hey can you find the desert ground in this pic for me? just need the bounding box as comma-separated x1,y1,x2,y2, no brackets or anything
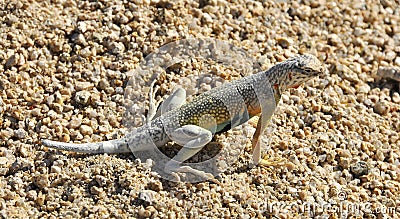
0,0,399,218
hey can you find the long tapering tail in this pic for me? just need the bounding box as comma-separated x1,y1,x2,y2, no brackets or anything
41,139,131,154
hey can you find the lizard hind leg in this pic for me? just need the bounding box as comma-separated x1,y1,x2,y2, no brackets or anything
159,87,186,115
147,80,186,122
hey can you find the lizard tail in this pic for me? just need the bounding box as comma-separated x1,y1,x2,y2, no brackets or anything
41,139,131,154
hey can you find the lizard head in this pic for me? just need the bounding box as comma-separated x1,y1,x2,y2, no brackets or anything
276,54,327,90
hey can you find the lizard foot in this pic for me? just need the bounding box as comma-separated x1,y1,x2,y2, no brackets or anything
258,155,286,170
165,163,215,182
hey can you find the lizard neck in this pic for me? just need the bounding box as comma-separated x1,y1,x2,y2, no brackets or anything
263,64,285,104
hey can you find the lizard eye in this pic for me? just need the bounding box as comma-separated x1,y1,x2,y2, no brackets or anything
303,68,314,74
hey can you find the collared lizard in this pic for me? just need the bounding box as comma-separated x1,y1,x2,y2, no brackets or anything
42,54,326,180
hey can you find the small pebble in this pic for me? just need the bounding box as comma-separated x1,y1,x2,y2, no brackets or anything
373,101,389,115
350,161,369,177
75,91,91,105
50,166,62,173
80,125,93,135
201,13,213,24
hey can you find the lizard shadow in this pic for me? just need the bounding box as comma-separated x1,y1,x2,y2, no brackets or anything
367,77,399,95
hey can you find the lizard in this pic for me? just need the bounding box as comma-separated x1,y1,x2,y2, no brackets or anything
42,54,327,180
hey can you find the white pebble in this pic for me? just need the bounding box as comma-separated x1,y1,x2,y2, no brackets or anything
80,125,93,135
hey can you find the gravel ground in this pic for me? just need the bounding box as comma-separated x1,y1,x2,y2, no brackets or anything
1,0,400,218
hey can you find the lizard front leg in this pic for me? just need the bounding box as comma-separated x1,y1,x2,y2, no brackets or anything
252,114,267,165
166,124,215,181
252,114,284,167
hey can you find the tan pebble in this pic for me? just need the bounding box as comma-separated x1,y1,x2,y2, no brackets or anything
356,84,370,94
138,190,157,204
51,166,62,173
31,108,42,117
312,104,321,112
75,81,94,91
98,78,110,90
298,190,308,200
279,141,289,150
395,57,400,66
138,207,151,218
200,84,212,92
108,42,125,55
337,148,351,158
287,186,297,194
105,87,115,94
114,79,123,87
34,174,49,189
74,33,87,45
280,94,289,103
51,103,63,113
118,14,129,24
318,133,329,142
11,108,24,120
77,21,87,33
373,101,389,115
375,149,385,161
14,128,27,139
61,134,70,142
201,13,213,24
108,115,119,127
18,144,29,157
69,117,82,129
285,162,297,171
38,60,47,68
392,92,400,103
98,125,109,133
0,157,8,165
80,47,92,58
42,117,51,125
146,180,163,192
256,33,266,42
26,190,37,201
90,186,103,195
53,160,64,167
328,34,342,46
46,202,60,211
276,37,294,49
339,157,350,169
285,106,297,116
75,91,91,105
36,192,45,206
380,162,388,171
385,51,397,61
80,125,93,135
304,127,312,136
294,130,305,139
371,180,383,189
